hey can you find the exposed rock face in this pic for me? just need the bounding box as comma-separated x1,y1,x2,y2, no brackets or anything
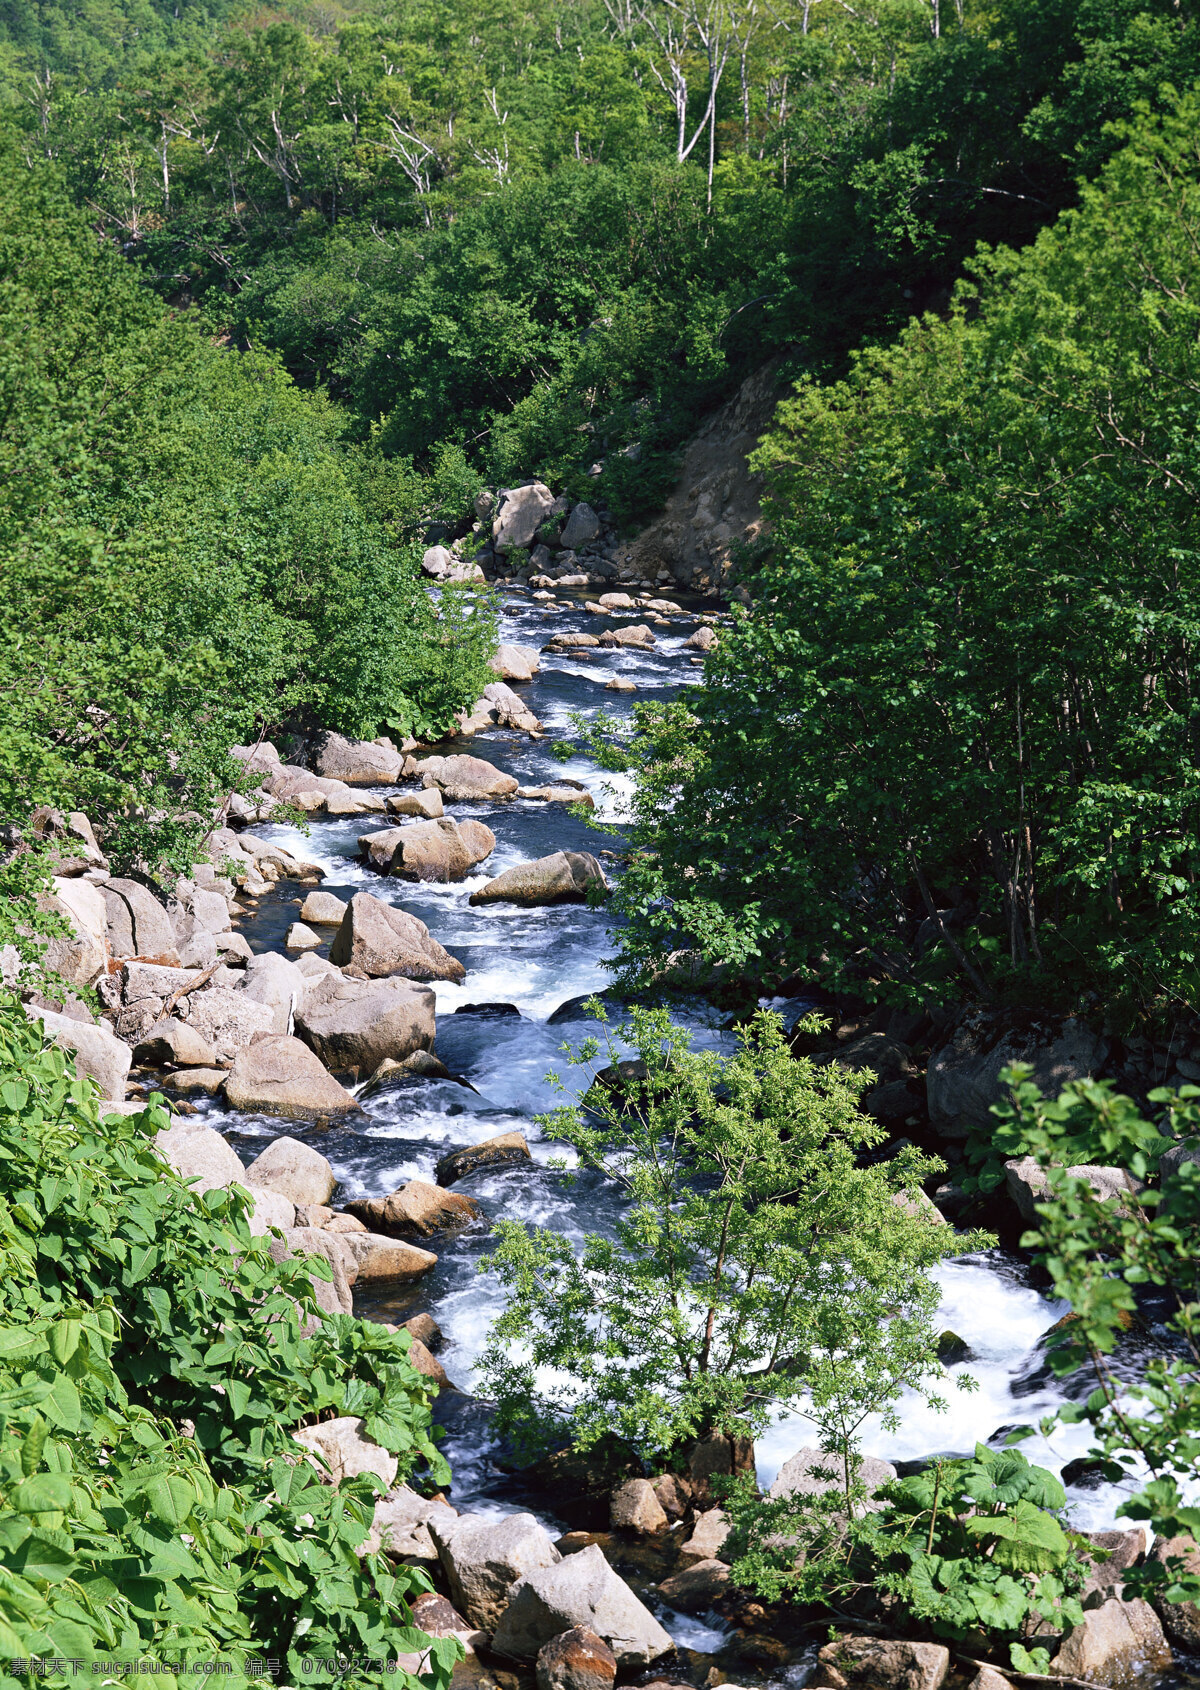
329,891,465,982
429,1511,562,1629
559,503,601,551
490,1542,673,1666
246,1186,296,1236
927,1009,1109,1138
224,1036,362,1122
244,1135,337,1206
1004,1155,1145,1224
470,851,608,907
182,988,275,1060
291,1416,398,1489
294,974,437,1076
609,1480,668,1536
422,544,485,583
494,483,556,552
656,1559,730,1611
25,1005,132,1100
625,359,782,592
812,1636,949,1690
286,922,322,951
417,754,519,802
490,643,541,682
101,878,178,961
687,1431,756,1502
480,680,541,733
1051,1596,1171,1684
769,1447,897,1512
345,1179,482,1239
387,789,444,820
536,1627,616,1690
685,625,717,651
298,891,349,926
313,732,406,786
156,1120,246,1195
436,1131,532,1187
361,819,496,882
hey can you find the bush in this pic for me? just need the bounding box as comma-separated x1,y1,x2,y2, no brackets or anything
0,995,454,1688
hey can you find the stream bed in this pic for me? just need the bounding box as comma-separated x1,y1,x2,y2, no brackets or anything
202,585,1165,1676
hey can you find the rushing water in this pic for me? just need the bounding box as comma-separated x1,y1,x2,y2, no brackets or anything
209,585,1161,1659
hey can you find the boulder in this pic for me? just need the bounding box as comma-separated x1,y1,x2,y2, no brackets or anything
362,819,496,883
404,1313,443,1350
291,1415,398,1490
650,1474,691,1520
422,545,485,584
224,1036,362,1123
294,974,437,1076
270,1226,357,1317
156,1120,247,1194
1149,1534,1200,1648
1004,1155,1145,1225
300,891,350,925
769,1447,897,1513
329,891,465,982
927,1010,1109,1138
518,784,595,809
656,1559,730,1612
489,644,541,682
286,922,322,951
966,1671,1012,1690
560,503,601,550
812,1637,949,1690
1078,1527,1149,1607
417,754,519,802
606,677,637,693
247,1186,296,1236
429,1511,562,1630
687,1431,756,1503
597,594,634,610
436,1132,532,1187
678,1508,730,1568
44,877,108,985
340,1230,438,1283
25,1005,131,1100
489,1542,673,1666
1051,1596,1171,1683
122,960,191,1002
469,851,609,907
165,1067,227,1097
133,1019,221,1069
238,949,308,1034
685,625,717,651
186,885,234,937
406,1336,451,1388
536,1627,616,1690
244,1135,336,1206
182,987,275,1060
366,1485,458,1562
481,680,541,732
494,482,556,551
387,789,445,820
598,626,655,649
609,1480,668,1536
345,1179,482,1239
312,732,406,787
101,878,178,961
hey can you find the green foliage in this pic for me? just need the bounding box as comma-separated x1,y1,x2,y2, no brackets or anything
606,88,1200,1023
0,994,454,1687
478,1004,982,1470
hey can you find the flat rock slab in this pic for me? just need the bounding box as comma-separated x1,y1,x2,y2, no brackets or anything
224,1035,362,1122
436,1131,532,1187
813,1637,949,1690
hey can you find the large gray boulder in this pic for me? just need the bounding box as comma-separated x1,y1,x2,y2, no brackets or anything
489,643,541,682
133,1019,221,1069
1050,1596,1171,1682
224,1036,362,1123
429,1511,562,1630
182,987,275,1060
490,1543,673,1666
366,1486,458,1562
387,789,444,820
927,1010,1109,1138
360,819,495,883
328,891,464,982
156,1120,247,1195
559,502,601,550
677,1507,730,1567
42,877,108,986
299,890,349,926
421,545,485,583
340,1230,438,1283
481,682,541,733
294,974,436,1076
1004,1155,1145,1225
101,878,178,961
417,754,519,802
769,1447,897,1513
25,1005,131,1100
812,1636,949,1690
493,482,555,551
470,852,608,907
292,1415,398,1489
244,1135,336,1205
238,950,309,1034
313,733,405,787
269,1226,357,1317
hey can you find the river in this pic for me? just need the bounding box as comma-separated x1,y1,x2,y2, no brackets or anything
210,584,1152,1670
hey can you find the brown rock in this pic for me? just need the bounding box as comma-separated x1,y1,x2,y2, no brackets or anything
687,1431,755,1503
650,1474,691,1520
404,1313,443,1349
294,974,437,1075
535,1627,617,1690
330,891,465,982
1150,1533,1200,1648
416,754,519,802
598,625,655,649
387,789,444,820
346,1178,483,1239
610,1480,668,1536
813,1636,949,1690
299,891,349,925
360,818,496,882
341,1230,438,1283
656,1559,730,1612
407,1336,452,1388
1051,1596,1171,1683
436,1131,532,1187
678,1508,729,1568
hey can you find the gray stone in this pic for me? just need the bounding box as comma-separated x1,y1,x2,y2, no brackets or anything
246,1186,296,1237
560,503,601,550
417,754,519,802
285,922,322,951
188,885,233,936
345,1180,482,1239
313,732,405,787
429,1511,562,1629
481,681,541,732
927,1010,1109,1138
328,891,465,982
340,1230,438,1283
769,1447,897,1513
678,1508,729,1568
610,1480,668,1536
300,891,349,925
813,1636,949,1690
294,973,437,1076
244,1135,336,1205
469,851,608,908
42,877,108,985
123,961,191,1003
101,878,178,961
133,1019,221,1069
1051,1595,1171,1683
366,1485,458,1561
24,1005,132,1100
387,789,444,820
292,1416,398,1489
490,1542,673,1666
270,1226,357,1317
156,1120,247,1195
494,482,556,551
489,643,541,682
1150,1534,1200,1648
436,1131,531,1187
685,625,717,651
239,950,308,1034
1004,1155,1145,1225
656,1559,730,1612
182,987,274,1059
361,819,495,883
225,1036,362,1122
